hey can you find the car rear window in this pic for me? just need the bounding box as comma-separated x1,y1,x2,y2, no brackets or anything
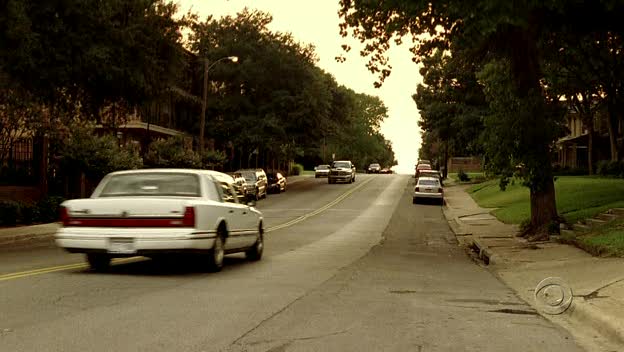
98,173,201,197
317,165,329,170
418,179,440,187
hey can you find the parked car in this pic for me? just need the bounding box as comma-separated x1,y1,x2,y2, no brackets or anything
315,164,330,178
367,163,381,173
380,168,393,174
266,172,287,193
415,163,432,178
417,159,431,166
236,169,268,201
229,172,248,201
55,169,265,272
413,176,444,205
417,169,444,186
329,160,356,184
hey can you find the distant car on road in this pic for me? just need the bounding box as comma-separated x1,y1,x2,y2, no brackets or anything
380,168,393,174
413,176,444,205
415,163,432,178
315,164,330,178
55,169,265,272
266,172,287,193
329,160,356,184
367,163,381,173
236,169,268,201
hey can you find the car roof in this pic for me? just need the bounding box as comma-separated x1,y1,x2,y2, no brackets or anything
107,168,226,177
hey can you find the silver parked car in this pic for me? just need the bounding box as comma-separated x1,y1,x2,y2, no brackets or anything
413,176,444,205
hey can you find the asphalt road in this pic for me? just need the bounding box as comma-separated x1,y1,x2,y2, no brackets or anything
0,174,583,351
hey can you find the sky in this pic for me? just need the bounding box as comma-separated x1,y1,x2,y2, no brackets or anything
177,0,423,174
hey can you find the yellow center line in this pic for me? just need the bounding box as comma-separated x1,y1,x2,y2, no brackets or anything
0,257,144,282
266,177,374,233
0,177,375,282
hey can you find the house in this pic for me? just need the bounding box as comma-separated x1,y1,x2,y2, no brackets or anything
556,110,612,170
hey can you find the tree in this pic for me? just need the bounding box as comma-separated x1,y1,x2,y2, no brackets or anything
338,0,624,238
413,50,486,178
0,0,191,119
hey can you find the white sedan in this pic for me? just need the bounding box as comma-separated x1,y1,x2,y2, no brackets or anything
413,176,444,205
55,169,264,272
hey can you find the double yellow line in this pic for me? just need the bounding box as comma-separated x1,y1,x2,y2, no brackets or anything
0,178,374,282
266,177,374,233
0,258,142,282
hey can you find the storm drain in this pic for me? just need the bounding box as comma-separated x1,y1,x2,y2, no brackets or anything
488,308,539,315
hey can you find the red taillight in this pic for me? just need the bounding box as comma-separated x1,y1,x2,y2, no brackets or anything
60,206,69,226
415,187,419,192
182,206,195,227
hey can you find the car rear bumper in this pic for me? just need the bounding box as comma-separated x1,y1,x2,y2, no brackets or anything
413,192,443,199
315,172,329,177
55,228,217,255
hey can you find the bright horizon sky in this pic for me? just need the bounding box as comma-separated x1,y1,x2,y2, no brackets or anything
177,0,423,174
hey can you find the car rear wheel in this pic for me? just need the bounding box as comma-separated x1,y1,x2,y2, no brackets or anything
86,253,111,272
207,235,225,272
412,197,418,204
246,231,263,261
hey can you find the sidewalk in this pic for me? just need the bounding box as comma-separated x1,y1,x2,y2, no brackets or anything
443,183,624,349
0,223,60,250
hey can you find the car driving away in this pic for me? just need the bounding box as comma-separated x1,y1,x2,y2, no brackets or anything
55,169,265,272
413,176,444,205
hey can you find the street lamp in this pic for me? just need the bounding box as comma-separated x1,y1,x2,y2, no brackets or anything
199,55,239,153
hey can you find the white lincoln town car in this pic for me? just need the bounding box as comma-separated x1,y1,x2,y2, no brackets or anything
55,169,264,272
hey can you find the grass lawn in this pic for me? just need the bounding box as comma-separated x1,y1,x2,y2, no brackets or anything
468,176,624,224
560,219,624,257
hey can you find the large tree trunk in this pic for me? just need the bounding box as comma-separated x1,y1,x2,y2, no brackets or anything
607,100,619,161
509,22,559,238
588,127,594,175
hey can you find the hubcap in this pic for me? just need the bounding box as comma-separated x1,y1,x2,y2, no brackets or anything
215,238,224,265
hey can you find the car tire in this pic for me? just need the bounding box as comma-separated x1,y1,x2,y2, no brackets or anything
255,189,260,201
207,234,225,272
412,197,418,204
245,231,263,261
86,253,111,272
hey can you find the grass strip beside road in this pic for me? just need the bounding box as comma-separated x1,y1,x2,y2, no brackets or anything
467,176,624,225
560,219,624,257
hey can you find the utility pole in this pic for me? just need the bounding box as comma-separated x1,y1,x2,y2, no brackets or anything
199,58,209,153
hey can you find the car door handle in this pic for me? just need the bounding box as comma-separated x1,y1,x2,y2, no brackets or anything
243,211,247,215
229,210,234,213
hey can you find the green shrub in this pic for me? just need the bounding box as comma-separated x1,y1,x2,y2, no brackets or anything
597,160,624,177
458,169,471,182
291,163,304,176
0,201,20,226
145,136,202,169
19,202,39,225
36,196,65,223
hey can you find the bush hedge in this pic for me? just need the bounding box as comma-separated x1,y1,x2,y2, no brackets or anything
0,196,65,227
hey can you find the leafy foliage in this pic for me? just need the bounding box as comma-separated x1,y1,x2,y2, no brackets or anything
144,135,201,169
59,124,143,179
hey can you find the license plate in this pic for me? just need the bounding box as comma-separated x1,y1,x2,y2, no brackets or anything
108,238,136,254
425,188,433,192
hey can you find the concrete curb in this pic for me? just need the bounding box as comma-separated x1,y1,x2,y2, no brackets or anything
0,223,60,250
568,299,624,346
